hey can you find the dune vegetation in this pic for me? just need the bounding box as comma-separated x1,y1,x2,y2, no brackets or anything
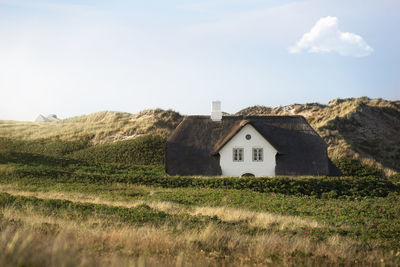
0,109,182,144
0,97,399,265
1,97,398,175
237,97,400,176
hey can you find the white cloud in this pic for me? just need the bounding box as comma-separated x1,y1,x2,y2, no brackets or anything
289,16,373,57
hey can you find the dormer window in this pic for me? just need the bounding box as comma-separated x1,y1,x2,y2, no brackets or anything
252,148,263,162
233,148,244,162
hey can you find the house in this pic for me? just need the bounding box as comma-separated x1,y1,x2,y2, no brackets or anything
34,114,60,122
166,101,341,177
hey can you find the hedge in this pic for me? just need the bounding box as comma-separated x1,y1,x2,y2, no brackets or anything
2,165,398,198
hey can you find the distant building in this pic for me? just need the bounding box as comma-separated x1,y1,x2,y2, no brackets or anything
166,101,341,177
34,114,60,122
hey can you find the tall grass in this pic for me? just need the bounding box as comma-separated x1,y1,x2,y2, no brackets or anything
0,109,182,144
2,193,399,266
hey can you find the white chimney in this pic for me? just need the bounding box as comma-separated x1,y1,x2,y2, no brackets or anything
211,100,222,121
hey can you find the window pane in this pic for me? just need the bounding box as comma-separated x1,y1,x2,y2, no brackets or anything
252,148,263,162
233,148,244,162
233,148,243,162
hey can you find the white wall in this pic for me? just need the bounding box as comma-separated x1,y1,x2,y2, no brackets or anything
219,124,277,177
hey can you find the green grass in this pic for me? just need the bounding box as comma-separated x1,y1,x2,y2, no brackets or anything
1,163,397,198
1,163,400,250
4,181,400,247
68,135,166,166
0,134,166,168
1,175,400,265
0,128,399,265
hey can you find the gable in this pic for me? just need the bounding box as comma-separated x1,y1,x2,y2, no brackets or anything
218,124,278,155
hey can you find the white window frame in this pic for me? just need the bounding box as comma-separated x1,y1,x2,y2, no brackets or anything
252,148,263,162
232,148,244,162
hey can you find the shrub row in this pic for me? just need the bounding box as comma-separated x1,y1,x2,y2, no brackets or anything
2,165,399,198
123,175,399,198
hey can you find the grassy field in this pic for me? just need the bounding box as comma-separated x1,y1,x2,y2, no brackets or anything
1,155,400,266
0,121,399,266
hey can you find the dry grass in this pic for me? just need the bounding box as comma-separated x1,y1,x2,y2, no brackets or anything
0,187,325,231
1,205,390,267
0,109,182,144
1,187,400,266
191,206,322,231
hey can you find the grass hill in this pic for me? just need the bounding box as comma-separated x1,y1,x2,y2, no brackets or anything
1,98,400,266
237,97,400,176
0,109,182,145
0,97,398,175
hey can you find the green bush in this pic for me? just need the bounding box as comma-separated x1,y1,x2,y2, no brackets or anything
0,135,165,168
67,135,165,166
333,158,383,177
2,165,398,198
389,173,400,183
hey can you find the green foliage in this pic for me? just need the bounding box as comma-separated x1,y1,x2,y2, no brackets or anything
0,192,168,226
1,164,398,198
67,135,166,166
0,137,89,157
148,188,400,248
333,158,383,177
0,192,263,234
0,135,165,169
389,173,400,183
2,180,400,249
123,175,398,198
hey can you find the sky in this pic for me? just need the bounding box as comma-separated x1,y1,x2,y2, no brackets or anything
0,0,399,121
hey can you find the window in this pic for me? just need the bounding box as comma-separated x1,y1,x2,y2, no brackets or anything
252,148,263,162
233,148,244,162
245,134,251,140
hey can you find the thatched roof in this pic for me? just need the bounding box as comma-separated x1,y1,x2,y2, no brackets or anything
166,115,342,176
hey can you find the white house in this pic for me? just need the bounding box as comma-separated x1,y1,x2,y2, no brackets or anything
34,114,60,122
165,101,341,177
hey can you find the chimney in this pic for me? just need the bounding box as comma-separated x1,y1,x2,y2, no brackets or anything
211,101,222,121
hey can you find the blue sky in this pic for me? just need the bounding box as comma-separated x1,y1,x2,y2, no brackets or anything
0,0,399,120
